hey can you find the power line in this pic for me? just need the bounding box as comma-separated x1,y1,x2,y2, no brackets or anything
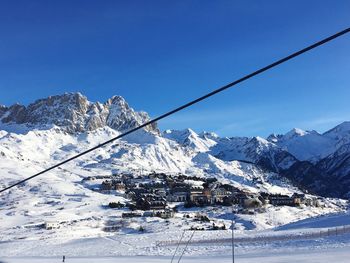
231,218,235,263
170,230,186,263
0,27,349,194
177,230,195,263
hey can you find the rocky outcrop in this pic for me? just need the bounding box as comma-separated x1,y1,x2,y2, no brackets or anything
0,93,159,134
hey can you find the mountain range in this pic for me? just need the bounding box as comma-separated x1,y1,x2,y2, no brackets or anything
0,92,349,198
0,92,158,134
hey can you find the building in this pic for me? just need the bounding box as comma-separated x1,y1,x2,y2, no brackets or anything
45,221,60,230
304,197,320,207
269,194,295,206
122,212,142,218
125,188,150,200
292,193,305,206
167,191,188,202
189,187,211,205
167,186,189,202
211,187,232,203
148,200,167,210
154,209,175,219
135,194,167,210
100,180,126,192
233,193,251,205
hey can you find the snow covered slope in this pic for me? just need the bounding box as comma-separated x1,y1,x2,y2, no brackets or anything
165,123,350,198
267,123,350,164
0,92,348,248
1,125,333,244
269,128,336,162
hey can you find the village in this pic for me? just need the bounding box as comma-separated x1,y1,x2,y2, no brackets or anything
81,172,321,223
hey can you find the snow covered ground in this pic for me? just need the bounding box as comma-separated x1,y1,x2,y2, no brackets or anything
2,239,350,262
1,127,344,243
3,247,350,263
1,211,350,261
0,123,349,262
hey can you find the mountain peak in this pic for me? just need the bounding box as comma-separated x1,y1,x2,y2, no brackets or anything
324,121,350,137
266,133,283,143
284,128,307,139
106,95,127,106
251,136,269,145
199,131,219,139
0,93,158,134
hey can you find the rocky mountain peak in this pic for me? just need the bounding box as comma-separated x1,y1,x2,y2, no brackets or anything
106,95,127,106
266,133,283,143
0,92,159,134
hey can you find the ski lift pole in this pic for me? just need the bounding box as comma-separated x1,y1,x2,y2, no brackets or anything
232,209,235,263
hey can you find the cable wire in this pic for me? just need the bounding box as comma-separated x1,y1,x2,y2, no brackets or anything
177,230,195,263
0,27,349,194
170,230,186,263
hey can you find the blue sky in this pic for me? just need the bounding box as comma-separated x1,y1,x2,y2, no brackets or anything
0,0,349,137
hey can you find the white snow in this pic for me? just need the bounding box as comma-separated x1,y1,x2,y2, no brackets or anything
1,95,350,261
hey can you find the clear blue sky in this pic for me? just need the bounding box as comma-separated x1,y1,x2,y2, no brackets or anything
0,0,349,137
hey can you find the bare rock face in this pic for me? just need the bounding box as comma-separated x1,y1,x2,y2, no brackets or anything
0,105,8,118
0,92,159,134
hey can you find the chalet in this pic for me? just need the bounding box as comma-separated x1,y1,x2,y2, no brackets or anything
135,194,167,210
100,180,126,192
154,209,174,219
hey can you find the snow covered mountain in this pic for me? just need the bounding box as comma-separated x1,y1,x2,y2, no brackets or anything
0,92,349,250
1,92,350,199
0,92,158,134
269,123,350,198
0,93,350,197
165,122,350,198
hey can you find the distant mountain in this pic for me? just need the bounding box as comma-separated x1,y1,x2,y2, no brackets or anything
0,92,349,198
270,122,350,198
165,123,350,198
0,92,158,134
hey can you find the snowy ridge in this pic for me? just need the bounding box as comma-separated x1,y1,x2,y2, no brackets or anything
165,123,350,198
